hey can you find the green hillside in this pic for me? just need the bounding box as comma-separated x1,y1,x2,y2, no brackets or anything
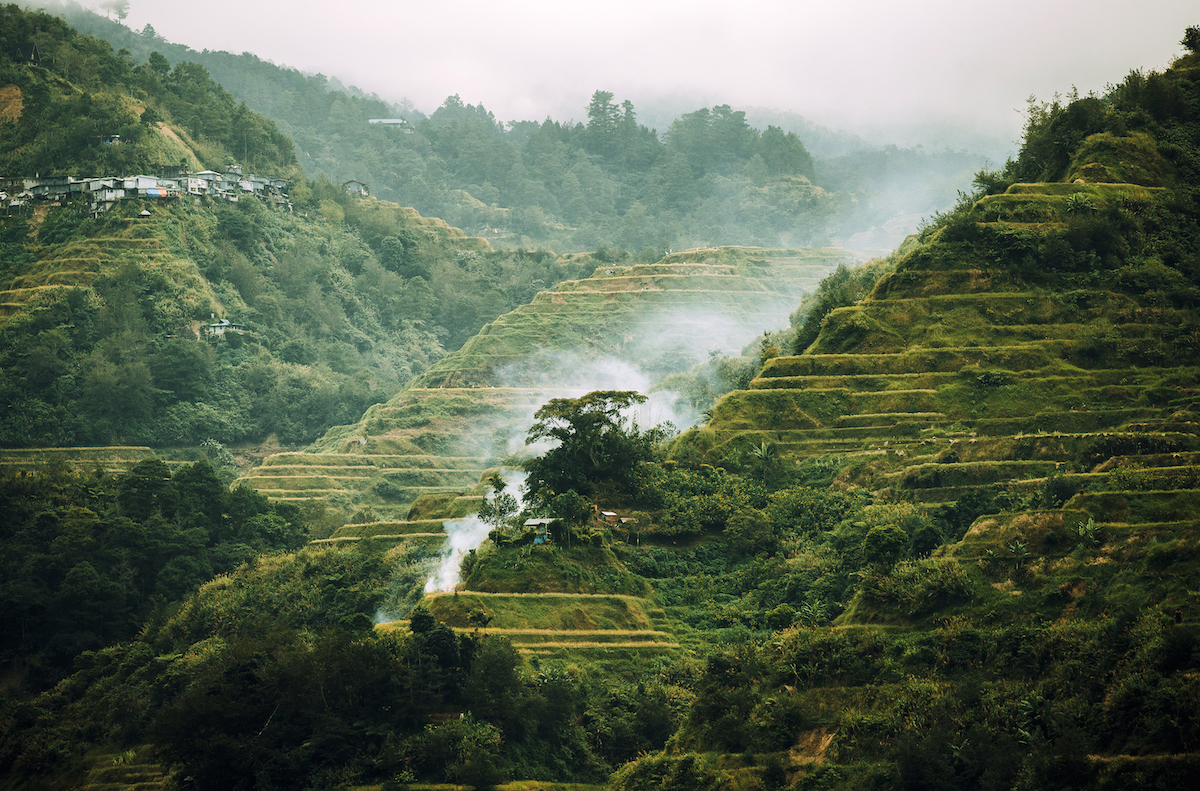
685,181,1198,497
0,6,297,178
0,7,625,455
7,13,1200,791
44,1,988,253
615,32,1200,790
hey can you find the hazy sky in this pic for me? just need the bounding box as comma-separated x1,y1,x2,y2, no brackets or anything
94,0,1197,153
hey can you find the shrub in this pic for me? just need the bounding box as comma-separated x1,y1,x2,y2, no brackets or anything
861,559,972,615
862,524,908,570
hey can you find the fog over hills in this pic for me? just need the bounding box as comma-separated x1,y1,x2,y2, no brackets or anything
59,0,1198,154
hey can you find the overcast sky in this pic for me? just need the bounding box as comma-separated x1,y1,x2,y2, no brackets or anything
90,0,1197,155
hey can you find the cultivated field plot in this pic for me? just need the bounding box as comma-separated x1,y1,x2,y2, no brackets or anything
244,247,859,517
692,237,1200,507
378,591,679,656
0,446,182,474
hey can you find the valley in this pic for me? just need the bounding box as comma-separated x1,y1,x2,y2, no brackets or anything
2,5,1200,790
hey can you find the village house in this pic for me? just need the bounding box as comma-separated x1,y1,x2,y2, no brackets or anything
8,42,41,66
1,165,290,213
343,180,369,197
524,517,554,544
30,175,73,198
367,118,414,134
186,170,222,196
206,318,246,336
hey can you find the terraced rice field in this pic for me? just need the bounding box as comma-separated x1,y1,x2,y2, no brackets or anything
692,185,1199,565
377,591,680,656
75,746,174,791
409,251,849,388
243,248,858,517
309,518,451,551
236,390,545,519
0,222,217,321
0,445,184,473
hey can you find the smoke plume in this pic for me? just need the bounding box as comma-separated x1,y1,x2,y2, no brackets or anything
424,470,526,593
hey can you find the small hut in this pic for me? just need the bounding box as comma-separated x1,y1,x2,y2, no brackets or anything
524,517,554,544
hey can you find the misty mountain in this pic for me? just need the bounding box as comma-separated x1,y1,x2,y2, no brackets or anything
37,1,991,253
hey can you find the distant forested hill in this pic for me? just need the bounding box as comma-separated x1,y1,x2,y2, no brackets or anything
41,1,988,252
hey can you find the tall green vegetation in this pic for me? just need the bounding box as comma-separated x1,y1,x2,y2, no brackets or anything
523,390,671,502
355,88,832,251
49,3,992,253
1,536,685,787
0,5,296,176
0,197,428,446
0,458,308,689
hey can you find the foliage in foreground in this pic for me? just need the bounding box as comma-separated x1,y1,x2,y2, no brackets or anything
0,540,686,789
0,458,306,689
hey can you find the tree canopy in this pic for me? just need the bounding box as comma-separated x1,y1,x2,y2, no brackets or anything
523,390,661,500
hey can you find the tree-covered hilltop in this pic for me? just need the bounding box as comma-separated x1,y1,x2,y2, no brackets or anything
0,4,296,177
43,1,989,253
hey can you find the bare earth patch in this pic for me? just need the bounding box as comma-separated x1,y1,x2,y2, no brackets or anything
790,728,835,766
0,85,22,122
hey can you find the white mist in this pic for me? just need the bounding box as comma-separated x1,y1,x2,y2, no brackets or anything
424,470,526,593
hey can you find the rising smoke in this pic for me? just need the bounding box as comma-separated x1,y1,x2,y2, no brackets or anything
493,351,701,456
420,296,797,593
424,469,527,593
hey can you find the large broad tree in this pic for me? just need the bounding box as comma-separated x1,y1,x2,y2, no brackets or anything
523,390,658,501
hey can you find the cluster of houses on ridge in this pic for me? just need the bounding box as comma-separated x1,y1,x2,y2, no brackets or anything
0,165,291,214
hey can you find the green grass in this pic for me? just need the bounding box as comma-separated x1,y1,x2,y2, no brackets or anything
460,543,651,596
423,592,659,631
331,520,445,538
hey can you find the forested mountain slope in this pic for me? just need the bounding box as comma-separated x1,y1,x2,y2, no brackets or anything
39,1,987,253
0,6,606,450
